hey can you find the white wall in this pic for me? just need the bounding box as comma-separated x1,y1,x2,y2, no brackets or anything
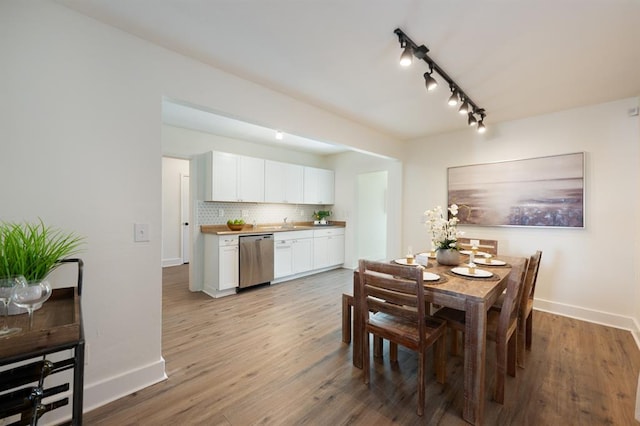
162,157,189,267
1,1,401,418
329,151,403,268
404,98,640,338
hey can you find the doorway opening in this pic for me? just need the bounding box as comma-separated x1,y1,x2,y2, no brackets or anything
356,170,388,261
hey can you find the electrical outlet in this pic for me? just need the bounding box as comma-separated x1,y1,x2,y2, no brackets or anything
218,208,224,217
242,210,249,217
300,210,305,217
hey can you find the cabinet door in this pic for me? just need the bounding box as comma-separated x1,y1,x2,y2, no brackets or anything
238,156,265,202
274,240,293,278
303,167,334,204
292,238,313,273
211,152,238,202
219,245,239,290
316,168,335,205
328,234,345,266
312,236,330,269
265,161,303,204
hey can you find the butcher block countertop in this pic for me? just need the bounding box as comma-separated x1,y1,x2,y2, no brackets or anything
201,221,346,235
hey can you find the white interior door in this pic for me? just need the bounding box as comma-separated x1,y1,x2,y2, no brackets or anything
181,174,190,263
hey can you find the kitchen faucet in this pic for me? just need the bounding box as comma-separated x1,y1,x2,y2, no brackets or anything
283,217,293,229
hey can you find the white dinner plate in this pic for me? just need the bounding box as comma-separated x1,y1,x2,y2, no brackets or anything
417,252,437,259
451,267,493,278
393,258,419,266
460,250,490,257
474,258,506,266
423,272,440,281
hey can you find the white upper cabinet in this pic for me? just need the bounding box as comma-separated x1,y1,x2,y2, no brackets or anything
264,160,304,204
207,151,265,202
303,167,335,205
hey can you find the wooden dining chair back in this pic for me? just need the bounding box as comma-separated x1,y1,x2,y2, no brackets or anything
489,258,527,403
434,258,527,404
519,251,542,361
456,237,499,255
358,259,447,416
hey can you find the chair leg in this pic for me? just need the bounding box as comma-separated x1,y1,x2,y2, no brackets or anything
450,329,459,355
525,311,533,350
507,333,517,377
494,338,506,404
417,351,425,416
390,342,398,362
373,336,383,358
434,336,446,384
342,294,352,344
363,331,371,385
517,315,526,369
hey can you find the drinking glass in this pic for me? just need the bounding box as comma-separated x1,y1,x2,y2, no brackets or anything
0,276,23,335
12,279,52,331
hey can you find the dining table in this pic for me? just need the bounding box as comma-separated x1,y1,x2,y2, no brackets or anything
352,252,526,425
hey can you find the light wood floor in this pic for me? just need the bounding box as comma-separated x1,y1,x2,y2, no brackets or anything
84,265,640,425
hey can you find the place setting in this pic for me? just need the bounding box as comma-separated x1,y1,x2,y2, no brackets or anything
447,262,500,281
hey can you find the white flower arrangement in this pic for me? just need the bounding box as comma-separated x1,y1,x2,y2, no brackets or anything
424,204,460,251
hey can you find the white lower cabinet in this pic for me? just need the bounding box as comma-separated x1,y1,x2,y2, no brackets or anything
203,235,239,297
313,228,345,270
274,231,314,280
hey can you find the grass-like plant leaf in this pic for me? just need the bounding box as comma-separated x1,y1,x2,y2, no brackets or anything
0,219,84,282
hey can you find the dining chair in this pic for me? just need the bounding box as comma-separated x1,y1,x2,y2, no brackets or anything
456,237,499,255
358,259,447,416
434,259,527,404
492,251,542,367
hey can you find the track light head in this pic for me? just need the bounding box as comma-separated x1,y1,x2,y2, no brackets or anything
476,111,486,133
467,112,477,126
424,70,438,91
458,99,469,115
448,88,459,106
399,45,413,67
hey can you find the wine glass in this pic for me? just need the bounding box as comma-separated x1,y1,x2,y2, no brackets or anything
0,276,23,336
11,278,52,331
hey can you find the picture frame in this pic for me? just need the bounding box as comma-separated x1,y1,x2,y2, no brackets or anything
447,152,585,228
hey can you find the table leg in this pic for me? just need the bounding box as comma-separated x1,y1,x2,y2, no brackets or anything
352,273,363,369
463,300,486,425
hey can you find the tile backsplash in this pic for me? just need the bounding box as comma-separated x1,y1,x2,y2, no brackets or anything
197,201,332,226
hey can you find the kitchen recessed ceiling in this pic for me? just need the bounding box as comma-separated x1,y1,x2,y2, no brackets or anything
58,0,640,146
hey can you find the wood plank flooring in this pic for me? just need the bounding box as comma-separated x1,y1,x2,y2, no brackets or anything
84,265,640,425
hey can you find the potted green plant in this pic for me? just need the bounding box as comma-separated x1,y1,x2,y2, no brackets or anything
0,219,84,282
312,210,332,225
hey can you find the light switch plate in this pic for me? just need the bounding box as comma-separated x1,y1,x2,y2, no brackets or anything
470,239,480,247
134,223,150,242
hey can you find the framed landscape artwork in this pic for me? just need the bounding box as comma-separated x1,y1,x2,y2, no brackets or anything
447,152,585,228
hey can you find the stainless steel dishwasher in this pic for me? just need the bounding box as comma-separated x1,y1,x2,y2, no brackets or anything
239,234,274,289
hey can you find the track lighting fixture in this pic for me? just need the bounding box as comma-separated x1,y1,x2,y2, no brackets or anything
467,112,477,127
394,28,487,133
458,99,469,115
424,69,438,91
448,87,459,106
477,112,486,133
400,44,413,67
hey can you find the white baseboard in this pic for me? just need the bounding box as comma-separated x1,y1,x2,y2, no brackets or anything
162,258,183,267
83,357,167,413
535,298,640,350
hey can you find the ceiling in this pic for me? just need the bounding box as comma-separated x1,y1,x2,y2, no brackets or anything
58,0,640,154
